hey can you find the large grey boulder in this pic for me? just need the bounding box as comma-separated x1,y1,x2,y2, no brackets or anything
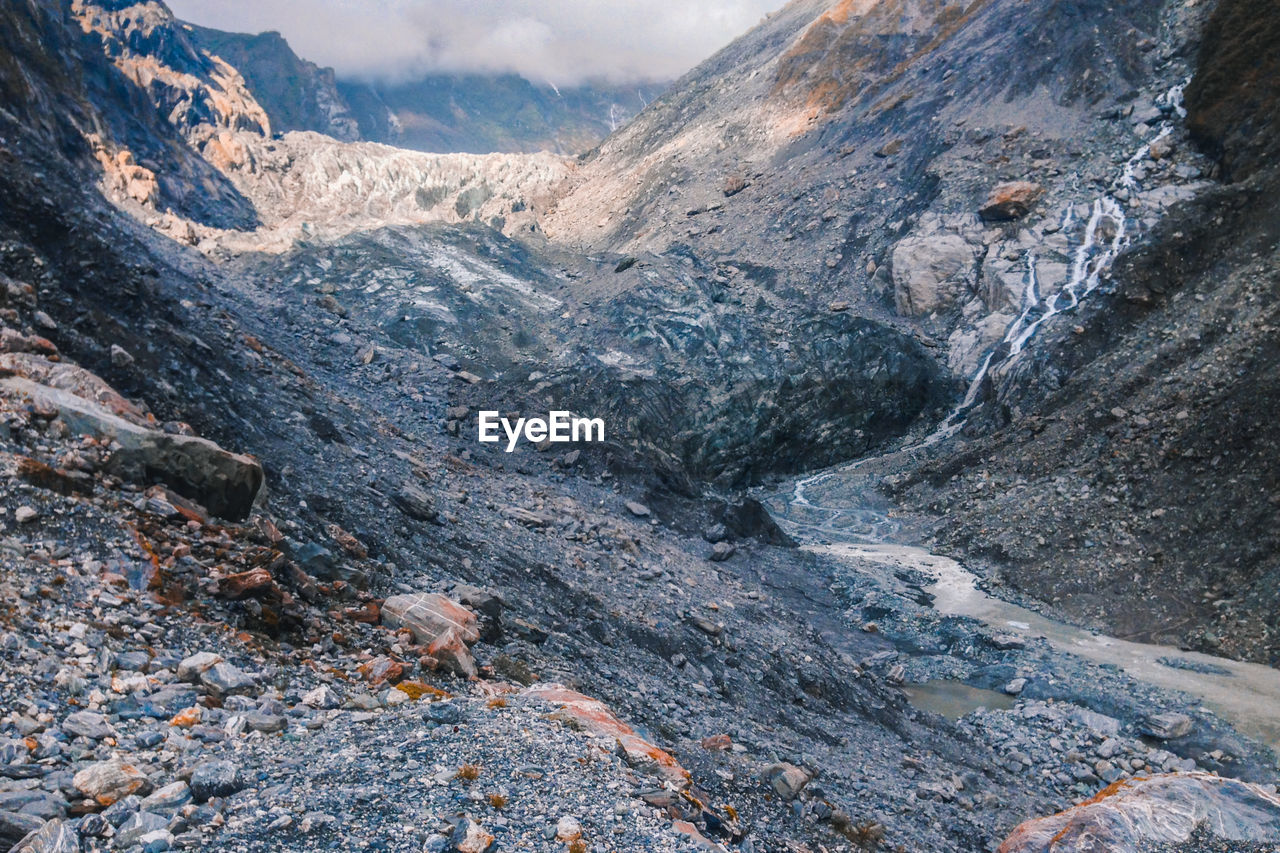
1,376,263,519
892,234,979,316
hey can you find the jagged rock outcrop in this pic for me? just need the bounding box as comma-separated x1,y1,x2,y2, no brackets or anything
71,0,272,140
997,773,1280,853
185,25,360,142
2,374,263,519
0,0,256,228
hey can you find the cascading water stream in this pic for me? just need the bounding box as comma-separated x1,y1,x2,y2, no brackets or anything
775,82,1280,755
791,82,1189,512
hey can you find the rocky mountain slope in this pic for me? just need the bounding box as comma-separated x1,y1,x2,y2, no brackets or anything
1,0,1279,852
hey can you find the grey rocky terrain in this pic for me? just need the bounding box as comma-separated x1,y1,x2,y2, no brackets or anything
0,0,1278,852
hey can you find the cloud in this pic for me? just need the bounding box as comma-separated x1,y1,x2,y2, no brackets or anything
167,0,782,84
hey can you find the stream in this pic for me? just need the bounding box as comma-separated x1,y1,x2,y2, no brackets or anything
766,77,1280,758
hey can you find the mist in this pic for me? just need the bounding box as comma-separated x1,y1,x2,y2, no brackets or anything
167,0,782,84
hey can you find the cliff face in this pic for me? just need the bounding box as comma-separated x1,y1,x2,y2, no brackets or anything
185,25,361,142
0,0,257,228
1183,0,1280,181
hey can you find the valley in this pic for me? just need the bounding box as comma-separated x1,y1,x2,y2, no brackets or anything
0,0,1277,852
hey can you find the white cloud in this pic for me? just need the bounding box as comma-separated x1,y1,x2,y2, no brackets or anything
167,0,782,84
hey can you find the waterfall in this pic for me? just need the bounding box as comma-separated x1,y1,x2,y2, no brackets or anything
792,82,1188,507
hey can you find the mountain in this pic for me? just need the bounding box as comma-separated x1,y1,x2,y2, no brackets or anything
183,24,361,142
182,21,664,156
337,73,665,156
1,1,1279,852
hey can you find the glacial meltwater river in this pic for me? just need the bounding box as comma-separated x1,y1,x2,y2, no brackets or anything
764,74,1278,758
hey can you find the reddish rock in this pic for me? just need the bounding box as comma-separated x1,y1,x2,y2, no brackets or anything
998,772,1280,852
216,568,277,601
979,181,1044,220
357,656,408,685
522,683,691,787
427,627,477,679
672,819,727,852
0,328,57,356
326,522,368,558
342,601,381,624
700,733,732,752
169,706,202,728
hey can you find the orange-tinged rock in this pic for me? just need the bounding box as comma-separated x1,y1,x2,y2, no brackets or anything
427,627,477,679
394,681,452,701
700,734,732,752
342,601,381,624
979,181,1044,220
382,593,480,645
216,567,276,601
997,772,1280,852
357,656,407,686
170,706,202,728
673,819,727,852
523,683,691,787
0,329,57,357
73,759,151,805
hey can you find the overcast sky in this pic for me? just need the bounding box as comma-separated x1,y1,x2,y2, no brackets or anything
168,0,782,85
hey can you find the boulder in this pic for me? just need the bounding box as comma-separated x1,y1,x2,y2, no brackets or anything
382,593,480,646
199,662,258,697
176,652,223,683
997,772,1280,852
1142,712,1194,740
73,760,151,805
0,376,262,519
0,354,148,423
10,818,79,853
189,760,243,802
762,762,811,800
892,234,978,316
393,484,437,521
979,181,1044,221
0,812,45,846
427,627,477,679
61,711,114,740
